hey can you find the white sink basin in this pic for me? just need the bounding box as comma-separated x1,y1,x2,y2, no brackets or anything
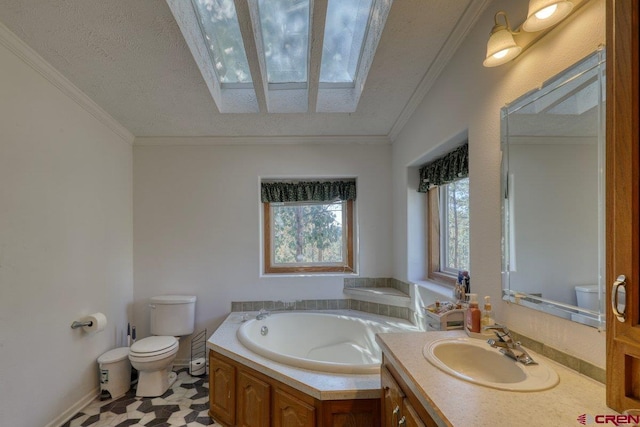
423,337,559,391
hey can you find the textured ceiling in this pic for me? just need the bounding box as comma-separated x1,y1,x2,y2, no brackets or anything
0,0,485,139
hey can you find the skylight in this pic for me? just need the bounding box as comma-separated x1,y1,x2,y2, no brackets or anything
192,0,252,86
167,0,393,113
256,0,310,86
320,0,374,86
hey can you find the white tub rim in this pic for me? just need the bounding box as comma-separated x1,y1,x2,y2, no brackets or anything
236,311,411,374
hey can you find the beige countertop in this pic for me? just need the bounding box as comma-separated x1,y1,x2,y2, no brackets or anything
376,330,616,427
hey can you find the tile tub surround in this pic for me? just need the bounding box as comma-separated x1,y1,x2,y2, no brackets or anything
231,297,414,323
208,310,418,400
344,277,411,295
62,369,216,427
377,331,615,427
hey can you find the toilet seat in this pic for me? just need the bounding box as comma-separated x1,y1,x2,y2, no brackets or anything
129,336,178,362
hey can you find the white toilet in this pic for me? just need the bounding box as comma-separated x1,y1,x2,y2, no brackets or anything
129,295,196,397
575,285,601,312
572,285,603,327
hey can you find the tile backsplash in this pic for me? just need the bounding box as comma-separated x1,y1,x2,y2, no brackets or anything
232,277,415,322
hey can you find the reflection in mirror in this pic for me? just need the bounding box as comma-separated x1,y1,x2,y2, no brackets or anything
501,49,605,329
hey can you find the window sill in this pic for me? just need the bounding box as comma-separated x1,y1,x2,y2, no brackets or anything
414,279,455,301
343,286,411,308
427,271,457,287
260,271,358,278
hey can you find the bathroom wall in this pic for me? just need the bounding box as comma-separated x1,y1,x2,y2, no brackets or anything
0,32,134,427
392,0,606,367
133,141,392,360
508,141,599,305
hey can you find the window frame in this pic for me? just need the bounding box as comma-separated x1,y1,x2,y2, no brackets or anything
427,178,470,286
263,199,354,274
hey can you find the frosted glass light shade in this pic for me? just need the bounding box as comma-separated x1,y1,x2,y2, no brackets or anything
522,0,574,32
483,28,522,67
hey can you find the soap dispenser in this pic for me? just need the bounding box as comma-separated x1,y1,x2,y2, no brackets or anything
481,296,495,327
465,293,481,333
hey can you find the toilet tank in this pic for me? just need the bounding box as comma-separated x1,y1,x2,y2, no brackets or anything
575,285,600,311
150,295,196,336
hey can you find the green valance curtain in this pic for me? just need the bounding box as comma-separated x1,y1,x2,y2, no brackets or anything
261,180,357,203
418,143,469,193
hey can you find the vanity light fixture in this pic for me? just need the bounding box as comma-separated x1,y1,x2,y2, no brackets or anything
483,12,522,68
522,0,574,32
483,0,576,67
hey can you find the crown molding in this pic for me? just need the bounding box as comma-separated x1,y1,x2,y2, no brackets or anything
134,135,391,146
0,22,134,145
388,0,492,142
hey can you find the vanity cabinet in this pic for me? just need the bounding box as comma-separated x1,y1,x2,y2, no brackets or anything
237,370,271,426
399,400,425,427
606,0,640,413
209,349,380,427
381,357,434,427
272,388,315,427
210,354,236,425
382,367,404,427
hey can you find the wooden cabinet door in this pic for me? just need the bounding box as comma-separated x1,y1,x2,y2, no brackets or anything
272,388,315,427
398,400,426,427
209,352,236,426
321,399,381,427
237,370,271,427
381,367,404,427
606,0,640,413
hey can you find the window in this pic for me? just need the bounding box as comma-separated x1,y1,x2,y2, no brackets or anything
439,178,470,275
319,0,374,86
419,143,469,286
256,0,310,86
427,179,470,285
191,0,252,87
261,180,356,274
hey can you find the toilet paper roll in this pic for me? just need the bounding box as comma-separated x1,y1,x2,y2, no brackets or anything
189,357,206,376
81,312,107,333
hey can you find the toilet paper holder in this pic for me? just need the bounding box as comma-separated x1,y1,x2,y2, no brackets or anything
71,320,93,329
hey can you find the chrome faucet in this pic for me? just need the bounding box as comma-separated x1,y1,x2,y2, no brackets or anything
256,308,270,320
485,324,537,365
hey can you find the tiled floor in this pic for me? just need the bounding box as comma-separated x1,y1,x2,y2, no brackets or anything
62,369,220,427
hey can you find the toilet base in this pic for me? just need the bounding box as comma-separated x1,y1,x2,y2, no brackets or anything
135,368,177,397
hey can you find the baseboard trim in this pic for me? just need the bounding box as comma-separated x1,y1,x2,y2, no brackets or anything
46,387,100,427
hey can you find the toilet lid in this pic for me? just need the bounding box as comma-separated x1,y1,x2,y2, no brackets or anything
130,336,178,357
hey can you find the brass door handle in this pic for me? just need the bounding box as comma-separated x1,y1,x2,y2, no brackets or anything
612,275,627,322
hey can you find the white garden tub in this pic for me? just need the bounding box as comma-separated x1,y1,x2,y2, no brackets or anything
236,311,408,374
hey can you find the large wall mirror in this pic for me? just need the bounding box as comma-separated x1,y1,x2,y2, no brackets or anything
501,49,606,329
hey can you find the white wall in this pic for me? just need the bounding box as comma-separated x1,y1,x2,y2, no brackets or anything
133,142,392,360
509,142,599,305
0,38,133,426
392,0,606,367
